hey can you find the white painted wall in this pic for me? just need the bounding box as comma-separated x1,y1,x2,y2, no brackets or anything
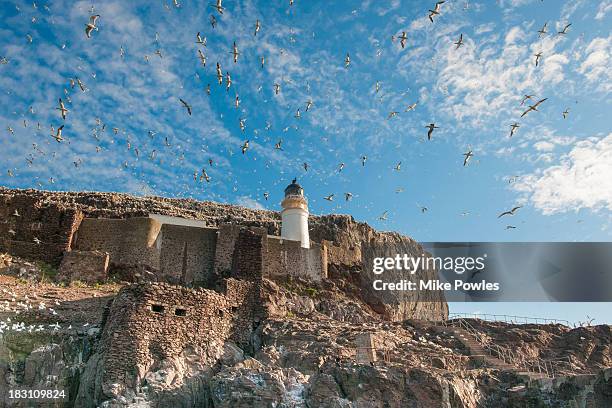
281,208,310,248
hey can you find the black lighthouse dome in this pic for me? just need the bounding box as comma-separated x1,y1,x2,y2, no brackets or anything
284,178,304,196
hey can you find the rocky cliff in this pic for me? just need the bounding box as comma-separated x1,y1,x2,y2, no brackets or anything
1,188,611,407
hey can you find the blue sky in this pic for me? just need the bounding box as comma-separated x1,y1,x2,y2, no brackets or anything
1,1,611,322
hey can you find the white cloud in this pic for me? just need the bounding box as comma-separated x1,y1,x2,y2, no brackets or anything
513,134,612,214
595,0,612,20
577,35,612,93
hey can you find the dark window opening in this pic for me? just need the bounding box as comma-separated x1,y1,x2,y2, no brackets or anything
175,308,187,317
151,304,164,313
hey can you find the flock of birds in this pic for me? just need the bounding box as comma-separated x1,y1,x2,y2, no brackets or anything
1,0,581,233
0,287,91,334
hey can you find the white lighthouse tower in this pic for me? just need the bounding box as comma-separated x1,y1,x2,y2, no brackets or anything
281,178,310,248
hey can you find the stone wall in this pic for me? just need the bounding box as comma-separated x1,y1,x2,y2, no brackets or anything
74,217,162,273
158,224,217,286
0,193,82,265
91,280,262,400
58,250,109,283
265,236,327,281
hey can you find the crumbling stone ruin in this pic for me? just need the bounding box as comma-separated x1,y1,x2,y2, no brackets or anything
8,187,609,407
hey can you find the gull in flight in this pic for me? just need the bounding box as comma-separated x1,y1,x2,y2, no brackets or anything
275,140,283,150
378,211,388,221
324,194,334,201
394,162,401,171
306,100,313,111
558,23,571,35
562,108,569,119
405,102,417,112
509,122,520,137
85,15,100,38
345,53,351,68
425,123,439,140
274,83,280,94
534,51,542,66
254,20,261,36
51,125,64,142
537,22,548,37
521,98,547,117
344,192,353,201
241,140,249,154
210,15,217,28
198,49,206,66
196,32,207,46
428,1,445,22
398,31,407,48
454,33,464,49
216,62,223,84
264,192,269,200
463,149,473,166
211,0,224,14
497,206,522,218
361,155,367,166
388,111,399,119
179,98,192,115
57,98,68,120
231,41,239,63
520,94,534,106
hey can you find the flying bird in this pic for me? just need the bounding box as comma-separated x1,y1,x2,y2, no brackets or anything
498,206,522,218
211,0,224,14
558,23,571,35
51,125,64,142
254,20,261,36
534,52,542,66
398,31,408,48
216,62,223,84
57,98,68,120
305,100,313,111
520,94,534,106
324,194,334,201
179,98,192,115
562,108,569,119
454,33,464,49
85,15,100,38
521,98,547,117
509,123,520,137
344,192,353,201
196,32,207,46
344,53,351,68
463,149,473,166
425,123,439,140
231,41,239,63
428,1,445,22
405,102,417,112
241,140,249,154
198,49,206,66
378,211,388,221
537,22,548,37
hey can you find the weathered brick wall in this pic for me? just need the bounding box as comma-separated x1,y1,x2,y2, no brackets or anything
229,228,267,281
96,280,262,397
265,236,326,281
58,250,109,283
158,224,217,286
213,224,241,278
0,193,82,265
74,217,162,272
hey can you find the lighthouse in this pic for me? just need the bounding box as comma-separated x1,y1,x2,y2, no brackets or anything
281,178,310,248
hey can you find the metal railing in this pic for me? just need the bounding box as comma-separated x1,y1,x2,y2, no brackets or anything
444,317,571,378
448,312,571,327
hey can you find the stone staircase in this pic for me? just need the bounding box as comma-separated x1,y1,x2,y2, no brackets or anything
439,319,561,380
449,326,516,371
